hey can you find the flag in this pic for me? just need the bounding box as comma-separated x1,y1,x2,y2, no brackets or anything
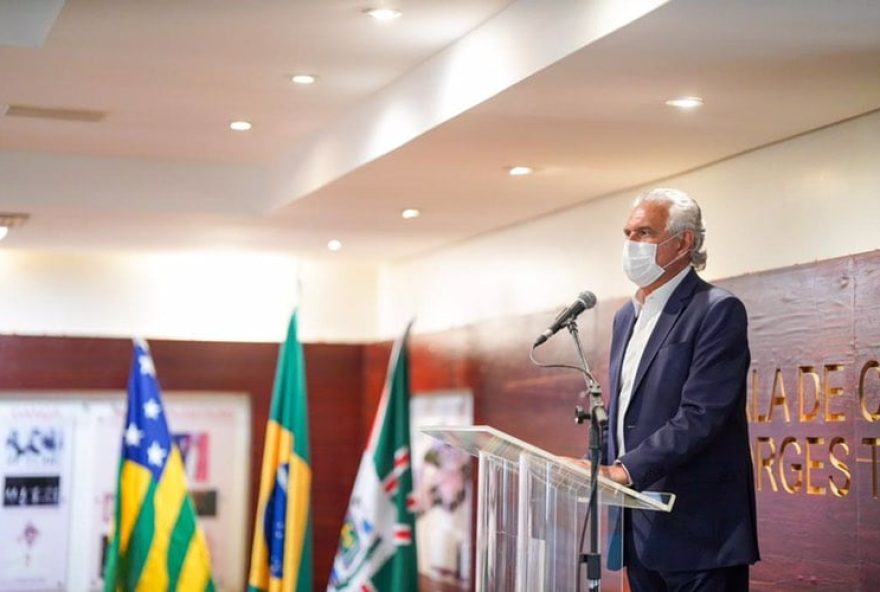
103,340,214,592
248,311,313,592
328,322,418,591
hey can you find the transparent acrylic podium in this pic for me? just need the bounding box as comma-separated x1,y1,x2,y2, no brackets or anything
422,426,675,592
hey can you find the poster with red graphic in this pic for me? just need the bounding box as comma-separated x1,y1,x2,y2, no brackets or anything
86,395,249,592
410,391,474,591
0,394,249,592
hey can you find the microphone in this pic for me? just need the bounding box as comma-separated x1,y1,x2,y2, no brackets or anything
533,291,597,347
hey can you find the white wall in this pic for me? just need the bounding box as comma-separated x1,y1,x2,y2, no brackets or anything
379,110,880,337
297,259,380,342
0,249,378,343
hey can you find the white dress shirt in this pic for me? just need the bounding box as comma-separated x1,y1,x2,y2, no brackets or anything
615,266,691,456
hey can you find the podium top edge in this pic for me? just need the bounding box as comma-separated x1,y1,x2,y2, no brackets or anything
419,425,675,513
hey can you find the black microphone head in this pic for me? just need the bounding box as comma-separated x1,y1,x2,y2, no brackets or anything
577,291,598,310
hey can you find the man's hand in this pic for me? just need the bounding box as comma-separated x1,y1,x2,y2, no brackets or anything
600,463,631,486
561,458,632,486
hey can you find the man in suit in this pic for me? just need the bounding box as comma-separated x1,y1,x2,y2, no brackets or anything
599,188,760,591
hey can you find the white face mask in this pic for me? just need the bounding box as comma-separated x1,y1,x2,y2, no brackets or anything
622,233,683,287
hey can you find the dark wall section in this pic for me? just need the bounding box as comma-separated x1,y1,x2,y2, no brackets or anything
305,343,365,585
723,251,880,590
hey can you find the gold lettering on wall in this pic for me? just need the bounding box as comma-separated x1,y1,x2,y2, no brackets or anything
823,364,846,423
749,360,878,501
756,437,777,492
752,435,863,498
828,437,851,498
859,360,880,422
779,436,803,494
798,365,821,422
806,436,826,496
768,369,791,423
864,438,880,500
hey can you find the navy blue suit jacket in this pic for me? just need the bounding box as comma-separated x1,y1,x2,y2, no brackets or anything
605,269,760,571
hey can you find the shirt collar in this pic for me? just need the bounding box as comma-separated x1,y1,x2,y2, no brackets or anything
631,265,692,316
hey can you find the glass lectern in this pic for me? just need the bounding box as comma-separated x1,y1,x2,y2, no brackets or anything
422,426,675,592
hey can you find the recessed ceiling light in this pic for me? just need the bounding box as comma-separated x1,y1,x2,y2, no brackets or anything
665,96,704,109
401,208,421,220
508,166,533,176
0,213,28,241
291,74,317,85
327,239,342,252
364,7,402,22
229,120,252,131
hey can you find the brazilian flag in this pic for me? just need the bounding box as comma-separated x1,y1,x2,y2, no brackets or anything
103,339,214,591
248,311,313,592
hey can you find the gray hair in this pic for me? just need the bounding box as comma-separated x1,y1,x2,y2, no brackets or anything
633,187,707,271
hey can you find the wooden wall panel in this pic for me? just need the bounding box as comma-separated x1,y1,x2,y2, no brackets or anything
302,344,365,588
724,258,861,590
0,335,364,591
853,252,880,591
362,340,393,441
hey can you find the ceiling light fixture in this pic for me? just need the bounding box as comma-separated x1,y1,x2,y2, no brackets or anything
364,7,402,22
508,166,533,176
327,239,343,252
401,208,421,220
665,96,704,109
229,120,252,131
0,213,30,242
291,74,317,85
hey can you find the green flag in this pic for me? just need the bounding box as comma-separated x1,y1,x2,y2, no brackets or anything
328,322,418,591
247,311,313,592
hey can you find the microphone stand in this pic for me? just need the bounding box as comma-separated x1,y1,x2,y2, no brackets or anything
565,319,607,592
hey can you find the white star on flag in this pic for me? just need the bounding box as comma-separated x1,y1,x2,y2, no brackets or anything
124,423,143,447
138,354,156,377
146,441,167,467
143,399,162,420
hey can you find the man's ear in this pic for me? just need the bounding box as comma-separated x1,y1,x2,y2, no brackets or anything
680,230,695,255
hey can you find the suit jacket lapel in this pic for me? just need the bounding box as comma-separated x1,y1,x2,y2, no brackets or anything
630,269,701,398
609,304,636,400
607,302,636,459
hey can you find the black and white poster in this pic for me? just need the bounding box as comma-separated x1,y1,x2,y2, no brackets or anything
0,394,250,592
0,407,75,592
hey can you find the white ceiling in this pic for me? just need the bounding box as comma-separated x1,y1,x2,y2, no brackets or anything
1,0,879,259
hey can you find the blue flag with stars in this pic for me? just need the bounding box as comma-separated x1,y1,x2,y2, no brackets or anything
103,339,215,591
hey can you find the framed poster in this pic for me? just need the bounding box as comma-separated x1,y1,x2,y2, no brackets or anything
0,404,76,592
0,393,250,592
84,394,251,592
410,390,474,590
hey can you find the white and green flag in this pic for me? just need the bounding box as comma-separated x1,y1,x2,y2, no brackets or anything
327,324,418,591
